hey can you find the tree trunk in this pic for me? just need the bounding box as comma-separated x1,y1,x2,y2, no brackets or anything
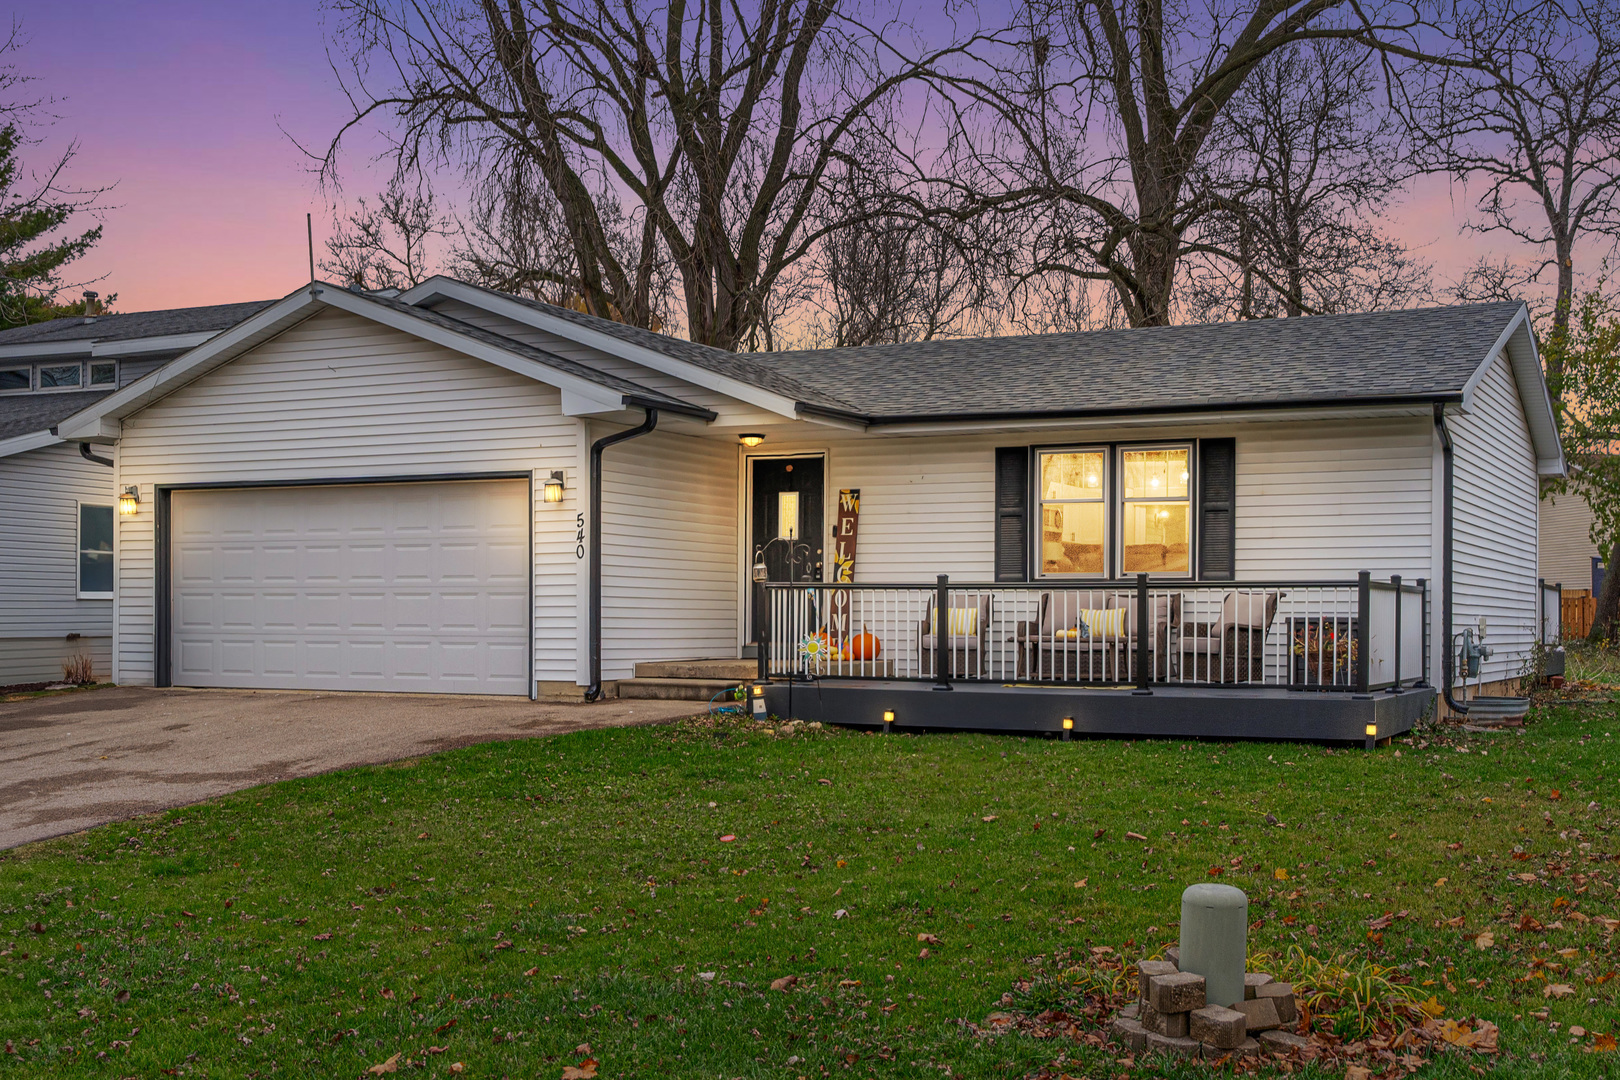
1588,544,1620,644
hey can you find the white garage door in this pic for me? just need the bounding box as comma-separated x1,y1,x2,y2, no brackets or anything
171,479,530,694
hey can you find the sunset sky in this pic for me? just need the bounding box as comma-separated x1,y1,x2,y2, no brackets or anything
16,2,1542,317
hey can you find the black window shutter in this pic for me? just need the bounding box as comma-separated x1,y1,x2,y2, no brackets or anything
995,447,1029,581
1198,438,1236,580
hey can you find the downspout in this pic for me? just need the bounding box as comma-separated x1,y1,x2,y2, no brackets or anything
1433,404,1468,716
79,443,114,468
584,408,659,702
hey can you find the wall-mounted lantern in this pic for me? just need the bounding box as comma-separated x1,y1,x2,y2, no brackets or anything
118,485,141,515
542,471,565,504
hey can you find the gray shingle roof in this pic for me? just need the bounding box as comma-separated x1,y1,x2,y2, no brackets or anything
759,302,1527,420
0,300,276,347
481,289,862,413
0,390,114,442
472,285,1521,422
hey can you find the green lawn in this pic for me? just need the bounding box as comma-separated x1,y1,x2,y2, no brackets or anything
1,700,1616,1079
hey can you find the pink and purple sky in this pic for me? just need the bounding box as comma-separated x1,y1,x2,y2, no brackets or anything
17,2,1535,316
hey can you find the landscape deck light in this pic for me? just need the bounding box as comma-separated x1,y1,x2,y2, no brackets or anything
739,433,765,447
752,684,767,718
1365,722,1378,751
1061,716,1074,741
882,709,895,731
542,471,565,503
118,485,140,515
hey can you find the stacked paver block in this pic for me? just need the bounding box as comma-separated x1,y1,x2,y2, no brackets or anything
1109,955,1301,1059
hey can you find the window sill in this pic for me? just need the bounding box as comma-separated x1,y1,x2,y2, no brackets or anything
77,592,115,601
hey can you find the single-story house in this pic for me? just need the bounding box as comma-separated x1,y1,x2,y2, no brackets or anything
0,299,273,684
53,279,1564,738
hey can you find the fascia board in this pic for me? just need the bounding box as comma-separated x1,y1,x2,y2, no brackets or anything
91,332,217,356
858,402,1438,438
404,277,800,418
0,429,62,460
56,289,323,440
0,340,91,359
561,388,630,416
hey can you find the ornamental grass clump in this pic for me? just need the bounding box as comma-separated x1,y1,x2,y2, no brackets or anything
1252,945,1427,1039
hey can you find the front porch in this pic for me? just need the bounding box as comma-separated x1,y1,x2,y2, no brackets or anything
755,574,1436,743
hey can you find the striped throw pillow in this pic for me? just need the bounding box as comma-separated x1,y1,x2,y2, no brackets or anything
931,607,980,637
1081,608,1125,638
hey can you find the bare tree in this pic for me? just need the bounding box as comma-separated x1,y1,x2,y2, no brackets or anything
1184,37,1431,320
321,182,450,291
1405,0,1620,382
926,0,1426,328
318,0,981,351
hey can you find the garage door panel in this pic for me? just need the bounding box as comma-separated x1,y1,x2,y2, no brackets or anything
171,480,530,695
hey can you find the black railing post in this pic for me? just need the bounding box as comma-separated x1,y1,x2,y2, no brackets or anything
1416,578,1429,687
755,580,768,681
934,574,952,690
1388,575,1402,691
1135,573,1151,693
1355,571,1371,694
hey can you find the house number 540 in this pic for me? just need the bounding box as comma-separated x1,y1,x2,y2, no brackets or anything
575,513,586,560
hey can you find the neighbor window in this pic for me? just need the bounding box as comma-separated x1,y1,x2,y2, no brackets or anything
0,367,27,391
89,361,117,385
78,503,114,597
39,363,82,389
1039,449,1107,575
1120,446,1191,575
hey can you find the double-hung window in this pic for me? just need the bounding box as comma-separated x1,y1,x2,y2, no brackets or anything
0,366,29,391
1120,446,1191,575
90,361,117,386
1038,449,1107,576
78,502,115,598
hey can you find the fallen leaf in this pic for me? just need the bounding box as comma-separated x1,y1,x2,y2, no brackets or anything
1544,983,1575,999
1435,877,1448,887
1073,879,1088,888
770,975,798,992
560,1058,598,1079
919,947,930,959
367,1053,401,1075
313,933,333,942
1474,932,1494,950
1591,1033,1617,1052
1366,913,1394,931
833,909,848,919
417,832,429,839
1346,1066,1372,1080
1274,868,1289,880
838,979,861,988
917,933,941,946
1125,832,1148,841
982,815,997,822
719,835,736,843
1418,996,1445,1018
524,967,539,977
449,1065,465,1076
1571,1026,1588,1038
817,779,831,785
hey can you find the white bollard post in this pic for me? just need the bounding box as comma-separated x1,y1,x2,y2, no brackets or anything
1179,882,1247,1009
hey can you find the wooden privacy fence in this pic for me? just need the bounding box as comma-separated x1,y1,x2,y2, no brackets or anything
1564,589,1596,638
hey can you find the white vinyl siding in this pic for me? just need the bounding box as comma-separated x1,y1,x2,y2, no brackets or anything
599,425,738,677
0,441,116,682
113,309,580,688
1449,349,1541,684
1234,417,1435,579
1540,491,1598,592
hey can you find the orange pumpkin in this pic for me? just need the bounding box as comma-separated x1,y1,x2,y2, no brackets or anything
842,629,882,661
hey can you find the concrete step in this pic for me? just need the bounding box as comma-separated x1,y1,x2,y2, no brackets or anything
616,677,746,702
633,658,757,680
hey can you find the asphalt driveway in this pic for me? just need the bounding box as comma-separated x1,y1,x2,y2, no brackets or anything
0,686,699,850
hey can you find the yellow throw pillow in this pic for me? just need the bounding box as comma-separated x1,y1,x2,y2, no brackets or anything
1081,608,1125,638
931,607,979,636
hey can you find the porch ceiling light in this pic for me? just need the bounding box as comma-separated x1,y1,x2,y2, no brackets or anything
542,470,565,503
739,433,765,447
118,485,140,515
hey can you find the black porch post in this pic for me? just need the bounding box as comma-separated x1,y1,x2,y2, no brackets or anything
755,580,767,682
934,574,951,690
1389,575,1402,691
1134,573,1151,693
1416,578,1429,687
1355,570,1371,694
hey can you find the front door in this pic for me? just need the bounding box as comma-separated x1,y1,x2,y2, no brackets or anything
750,457,825,639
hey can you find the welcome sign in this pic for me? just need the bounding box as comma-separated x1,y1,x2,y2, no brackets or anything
829,489,860,641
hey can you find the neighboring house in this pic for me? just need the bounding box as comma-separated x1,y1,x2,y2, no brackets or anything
54,280,1562,739
1540,489,1602,594
0,299,273,684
